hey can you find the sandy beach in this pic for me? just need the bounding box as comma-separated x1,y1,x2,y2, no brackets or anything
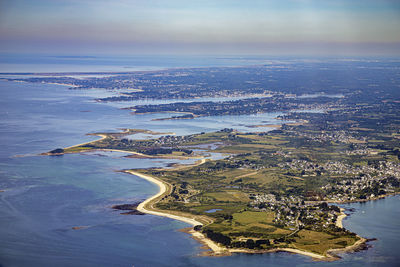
189,229,229,255
42,135,371,261
126,171,203,226
336,208,347,228
124,170,366,260
64,134,108,150
47,134,372,261
276,248,326,260
126,170,230,255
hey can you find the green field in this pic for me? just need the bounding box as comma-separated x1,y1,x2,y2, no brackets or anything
53,104,400,256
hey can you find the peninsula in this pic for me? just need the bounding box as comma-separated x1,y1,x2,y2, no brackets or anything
27,63,399,260
43,97,400,259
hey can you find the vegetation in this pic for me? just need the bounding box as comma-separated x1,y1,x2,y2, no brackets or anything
48,98,400,255
131,101,398,254
38,63,400,256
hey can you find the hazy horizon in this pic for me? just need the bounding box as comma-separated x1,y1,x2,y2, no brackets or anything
1,0,400,56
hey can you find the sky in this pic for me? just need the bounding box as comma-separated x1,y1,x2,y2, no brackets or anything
0,0,400,56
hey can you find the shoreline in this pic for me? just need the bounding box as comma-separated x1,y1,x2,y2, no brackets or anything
125,170,203,226
41,132,202,160
327,192,400,205
39,133,377,261
64,133,108,150
45,146,201,160
98,148,203,160
326,236,367,259
124,170,231,255
124,170,368,261
336,208,347,228
39,135,377,261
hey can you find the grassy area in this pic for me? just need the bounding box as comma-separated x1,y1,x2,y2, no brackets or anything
63,146,92,153
291,229,359,255
138,120,398,253
204,210,292,242
233,211,275,225
203,191,249,202
49,103,400,256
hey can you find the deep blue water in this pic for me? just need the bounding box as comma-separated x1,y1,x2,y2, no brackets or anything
0,59,399,267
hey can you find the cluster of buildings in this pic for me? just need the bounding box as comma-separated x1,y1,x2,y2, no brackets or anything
290,129,366,144
250,193,340,230
150,135,193,146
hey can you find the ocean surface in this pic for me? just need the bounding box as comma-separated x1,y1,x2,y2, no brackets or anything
0,54,304,73
0,56,399,267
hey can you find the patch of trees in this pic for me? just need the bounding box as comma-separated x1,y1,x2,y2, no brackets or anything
193,225,202,231
156,201,190,212
137,148,193,155
210,213,233,221
230,239,270,249
49,148,64,154
171,114,194,119
330,205,340,213
383,176,399,187
203,229,231,246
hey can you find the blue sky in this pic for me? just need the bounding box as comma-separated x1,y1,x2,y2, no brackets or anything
0,0,399,55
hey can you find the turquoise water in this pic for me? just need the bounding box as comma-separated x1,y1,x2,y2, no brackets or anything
0,68,399,266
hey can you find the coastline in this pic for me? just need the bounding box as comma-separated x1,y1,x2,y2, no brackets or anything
124,170,368,261
125,170,232,255
41,132,202,160
326,236,367,259
97,148,202,160
64,133,108,149
125,170,203,226
336,208,347,228
326,192,400,205
39,134,375,261
39,133,108,156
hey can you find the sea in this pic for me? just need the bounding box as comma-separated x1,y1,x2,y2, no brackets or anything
0,55,399,267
